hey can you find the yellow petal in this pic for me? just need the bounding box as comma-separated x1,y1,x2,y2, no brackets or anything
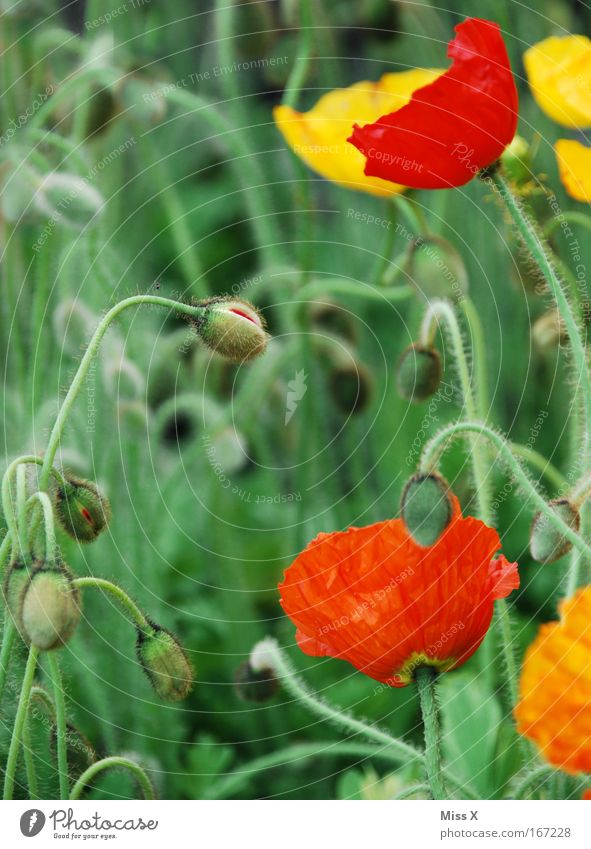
524,35,591,129
555,139,591,202
273,69,442,197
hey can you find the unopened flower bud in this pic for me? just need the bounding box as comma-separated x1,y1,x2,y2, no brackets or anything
136,623,192,701
530,498,580,564
21,562,81,650
500,135,532,186
406,235,469,300
396,343,441,403
401,473,454,547
194,298,268,363
309,300,357,345
50,722,96,779
329,362,373,415
532,309,567,351
54,475,111,543
234,660,278,703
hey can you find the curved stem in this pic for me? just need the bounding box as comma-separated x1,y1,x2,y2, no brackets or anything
510,443,567,492
392,782,430,800
73,577,150,631
26,491,57,561
22,707,39,800
513,765,555,800
421,420,591,559
420,298,491,524
3,646,39,800
28,66,121,131
0,618,17,704
207,741,409,800
543,211,591,239
70,756,155,800
297,279,414,304
490,172,591,457
38,295,207,491
47,653,69,799
415,667,445,800
458,296,489,419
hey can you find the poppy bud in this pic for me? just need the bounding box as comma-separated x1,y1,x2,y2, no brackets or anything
194,298,268,363
54,475,111,543
401,473,454,547
136,623,192,701
396,343,442,403
406,235,469,300
329,362,373,416
50,722,96,780
500,135,532,186
530,498,580,564
532,309,567,351
20,562,81,651
309,300,357,345
234,660,278,703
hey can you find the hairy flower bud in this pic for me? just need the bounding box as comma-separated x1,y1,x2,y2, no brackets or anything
530,499,580,564
500,135,532,186
20,562,81,651
194,298,268,363
401,472,454,547
406,235,469,300
54,475,111,543
234,660,278,703
309,300,357,345
532,309,567,351
136,623,192,701
396,343,442,403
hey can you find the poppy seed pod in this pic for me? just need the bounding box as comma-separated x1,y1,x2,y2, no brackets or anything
194,298,268,363
136,623,192,701
530,499,580,564
396,343,442,403
20,562,81,651
234,660,278,703
401,473,455,547
54,475,111,543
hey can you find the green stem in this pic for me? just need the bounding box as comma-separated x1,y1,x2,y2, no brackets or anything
207,741,411,800
415,667,445,800
28,67,121,131
513,765,555,800
543,211,591,239
458,296,489,419
38,295,207,491
281,0,314,109
510,443,567,491
490,171,591,458
420,420,591,560
47,653,69,799
15,464,29,561
73,577,150,631
0,618,17,704
3,646,39,800
298,278,414,304
420,298,491,523
26,491,57,561
393,783,430,800
70,756,155,800
22,707,39,800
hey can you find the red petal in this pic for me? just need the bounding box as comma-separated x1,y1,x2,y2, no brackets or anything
489,554,520,599
348,18,518,189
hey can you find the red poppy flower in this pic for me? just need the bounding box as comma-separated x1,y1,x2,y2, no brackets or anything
348,17,518,189
279,500,518,686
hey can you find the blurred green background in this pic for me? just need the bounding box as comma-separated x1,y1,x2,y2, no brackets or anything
1,0,590,799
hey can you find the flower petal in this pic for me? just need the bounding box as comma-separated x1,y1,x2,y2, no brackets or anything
489,554,520,599
555,139,591,203
348,17,518,189
274,69,442,197
524,35,591,129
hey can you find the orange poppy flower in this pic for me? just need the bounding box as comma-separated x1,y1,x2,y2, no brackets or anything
583,789,591,800
279,500,518,686
515,587,591,773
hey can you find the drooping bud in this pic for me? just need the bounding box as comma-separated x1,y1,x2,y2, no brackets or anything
3,559,30,633
401,473,454,547
234,660,278,703
136,623,193,701
406,235,469,300
54,475,111,543
194,298,268,363
20,562,81,651
309,300,357,345
50,722,96,780
329,362,373,416
500,135,532,187
530,499,580,564
396,343,441,403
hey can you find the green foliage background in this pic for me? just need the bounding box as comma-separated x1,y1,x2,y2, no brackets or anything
1,0,590,799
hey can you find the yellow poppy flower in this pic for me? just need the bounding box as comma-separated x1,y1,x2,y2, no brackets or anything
514,586,591,773
524,35,591,129
273,69,442,197
554,139,591,202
